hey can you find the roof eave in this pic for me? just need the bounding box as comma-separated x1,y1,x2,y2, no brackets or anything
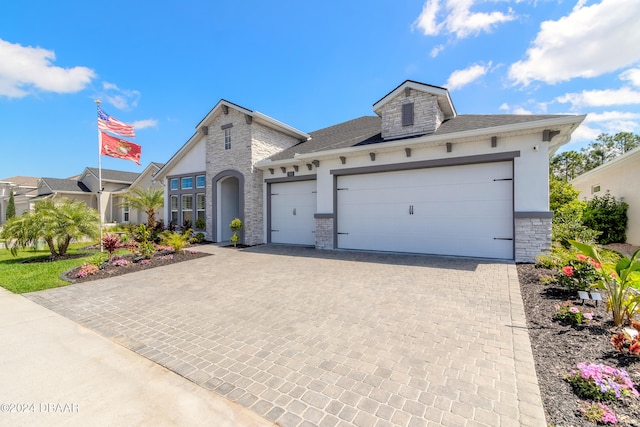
255,114,586,167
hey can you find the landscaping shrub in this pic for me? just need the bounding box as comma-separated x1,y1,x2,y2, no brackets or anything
552,199,600,247
101,232,121,259
565,363,639,401
582,192,628,244
161,230,190,252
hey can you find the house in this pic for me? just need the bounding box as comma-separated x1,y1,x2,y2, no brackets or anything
571,146,640,246
155,80,585,262
1,163,164,226
0,176,39,225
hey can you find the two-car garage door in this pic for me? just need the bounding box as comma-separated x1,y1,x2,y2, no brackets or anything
336,161,514,259
268,161,514,259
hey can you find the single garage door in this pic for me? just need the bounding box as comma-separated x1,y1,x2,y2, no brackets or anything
336,161,513,259
270,180,317,245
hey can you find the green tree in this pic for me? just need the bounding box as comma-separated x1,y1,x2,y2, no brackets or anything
1,198,99,258
121,187,164,228
549,173,580,212
6,190,15,219
550,151,585,181
580,132,640,172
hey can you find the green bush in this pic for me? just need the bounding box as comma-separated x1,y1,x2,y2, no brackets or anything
552,199,600,247
583,192,628,244
162,230,190,252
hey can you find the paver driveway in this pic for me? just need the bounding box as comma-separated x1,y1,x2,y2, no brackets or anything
26,245,545,427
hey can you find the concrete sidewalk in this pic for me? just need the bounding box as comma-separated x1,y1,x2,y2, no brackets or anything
0,287,273,427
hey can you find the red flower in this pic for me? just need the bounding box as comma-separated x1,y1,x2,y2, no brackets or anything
576,254,588,261
588,258,602,269
629,341,640,355
611,333,626,351
562,266,575,277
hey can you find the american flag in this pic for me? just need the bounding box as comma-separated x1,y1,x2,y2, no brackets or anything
98,106,136,138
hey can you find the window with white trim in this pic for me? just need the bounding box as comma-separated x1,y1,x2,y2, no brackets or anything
196,193,205,224
123,204,130,222
170,195,178,225
170,178,178,190
182,194,193,226
224,128,231,150
181,177,193,189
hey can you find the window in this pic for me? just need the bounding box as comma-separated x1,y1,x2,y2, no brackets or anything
170,178,178,190
402,103,414,126
592,185,601,194
182,194,193,226
123,205,130,222
181,177,193,189
170,195,179,225
196,193,205,223
196,175,205,188
224,128,231,150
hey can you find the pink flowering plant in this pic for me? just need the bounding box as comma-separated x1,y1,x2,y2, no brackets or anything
111,258,130,267
579,401,618,425
555,254,599,291
554,301,593,325
565,363,639,402
75,263,99,278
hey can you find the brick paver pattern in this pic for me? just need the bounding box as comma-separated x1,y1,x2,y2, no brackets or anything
26,245,545,427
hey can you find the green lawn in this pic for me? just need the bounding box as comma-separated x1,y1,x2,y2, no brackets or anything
0,243,99,294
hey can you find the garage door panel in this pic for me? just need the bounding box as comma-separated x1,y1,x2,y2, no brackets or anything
337,162,513,259
270,181,316,245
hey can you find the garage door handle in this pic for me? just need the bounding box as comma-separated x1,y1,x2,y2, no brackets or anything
409,205,414,215
271,229,279,232
337,232,349,235
493,237,513,240
493,178,513,181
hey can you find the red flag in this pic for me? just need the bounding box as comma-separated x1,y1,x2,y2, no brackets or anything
98,106,136,138
100,132,141,165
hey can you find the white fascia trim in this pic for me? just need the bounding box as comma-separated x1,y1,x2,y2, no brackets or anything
257,115,586,167
252,112,310,141
154,133,200,181
571,145,640,184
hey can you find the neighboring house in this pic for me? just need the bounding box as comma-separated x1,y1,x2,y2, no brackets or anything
0,176,39,225
4,164,164,226
155,80,585,262
571,146,640,246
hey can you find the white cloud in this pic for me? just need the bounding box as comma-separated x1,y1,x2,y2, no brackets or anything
555,87,640,108
445,62,492,90
509,0,640,86
430,44,445,57
132,119,158,129
102,81,140,110
414,0,515,39
0,38,95,98
583,110,640,132
620,68,640,87
499,102,510,111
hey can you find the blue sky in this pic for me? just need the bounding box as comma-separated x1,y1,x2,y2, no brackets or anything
1,0,639,179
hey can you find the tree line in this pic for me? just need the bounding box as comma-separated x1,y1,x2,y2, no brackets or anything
550,132,639,181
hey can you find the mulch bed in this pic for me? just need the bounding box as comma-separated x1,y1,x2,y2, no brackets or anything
518,263,640,426
62,250,211,283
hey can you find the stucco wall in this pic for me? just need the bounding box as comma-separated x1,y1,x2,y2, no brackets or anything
572,149,640,245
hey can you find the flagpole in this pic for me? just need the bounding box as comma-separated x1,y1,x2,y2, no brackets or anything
94,99,103,252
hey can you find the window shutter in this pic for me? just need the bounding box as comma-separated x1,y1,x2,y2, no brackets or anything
402,103,414,126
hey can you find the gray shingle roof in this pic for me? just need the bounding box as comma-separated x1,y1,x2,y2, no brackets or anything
267,114,571,161
86,168,140,183
0,176,39,187
40,178,91,194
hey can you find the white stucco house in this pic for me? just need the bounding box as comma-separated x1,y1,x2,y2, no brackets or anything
155,80,585,262
0,176,39,225
571,146,640,246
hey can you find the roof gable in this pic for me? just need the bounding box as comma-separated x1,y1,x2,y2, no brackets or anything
82,167,140,184
373,80,456,119
196,99,309,141
38,178,91,194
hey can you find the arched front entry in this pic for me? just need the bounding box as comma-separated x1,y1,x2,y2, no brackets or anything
211,170,244,242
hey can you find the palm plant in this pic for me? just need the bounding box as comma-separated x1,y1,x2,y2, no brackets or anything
2,198,99,258
121,187,164,228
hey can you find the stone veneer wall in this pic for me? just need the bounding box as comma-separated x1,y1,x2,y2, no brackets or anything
514,216,553,263
314,216,334,249
381,90,443,139
204,108,301,245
